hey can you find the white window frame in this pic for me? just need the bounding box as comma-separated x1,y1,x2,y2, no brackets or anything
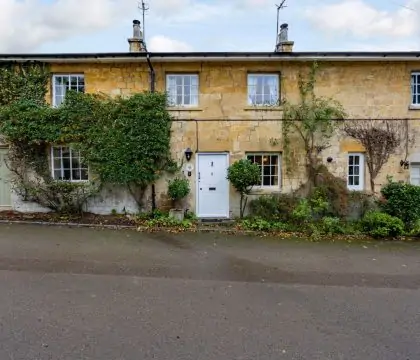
246,153,281,189
347,153,364,191
166,74,199,107
410,164,420,185
411,72,420,107
247,74,279,106
51,146,89,182
52,74,85,107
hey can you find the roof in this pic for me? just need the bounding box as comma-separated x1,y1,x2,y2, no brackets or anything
1,51,420,63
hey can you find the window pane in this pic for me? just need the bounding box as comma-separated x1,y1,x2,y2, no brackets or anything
348,177,354,186
349,156,354,165
72,169,81,180
354,166,359,175
54,170,62,179
72,157,80,169
53,158,61,169
354,177,359,186
62,147,70,157
62,158,71,169
53,147,61,157
55,76,63,85
63,169,71,180
176,77,183,86
253,156,262,165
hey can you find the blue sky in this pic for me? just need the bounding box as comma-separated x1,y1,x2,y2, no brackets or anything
1,0,419,53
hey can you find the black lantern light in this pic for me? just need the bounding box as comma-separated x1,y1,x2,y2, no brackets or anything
400,160,410,169
185,148,193,162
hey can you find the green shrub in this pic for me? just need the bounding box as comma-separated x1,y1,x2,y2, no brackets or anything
361,210,404,238
319,216,345,235
167,178,190,207
291,199,312,222
240,217,288,232
227,159,261,218
248,194,298,221
380,179,420,227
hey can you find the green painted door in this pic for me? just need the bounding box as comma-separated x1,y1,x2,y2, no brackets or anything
0,148,11,206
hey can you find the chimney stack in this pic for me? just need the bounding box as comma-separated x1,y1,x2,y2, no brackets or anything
128,20,146,52
275,23,294,52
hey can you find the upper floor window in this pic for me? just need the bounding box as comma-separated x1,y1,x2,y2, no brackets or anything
411,72,420,106
247,74,279,106
53,74,85,107
246,153,281,188
51,146,88,182
166,74,199,107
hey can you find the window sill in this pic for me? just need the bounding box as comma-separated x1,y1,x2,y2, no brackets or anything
249,188,282,195
167,107,203,112
243,106,283,111
409,105,420,111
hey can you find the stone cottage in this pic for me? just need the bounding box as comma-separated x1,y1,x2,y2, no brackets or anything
1,20,420,218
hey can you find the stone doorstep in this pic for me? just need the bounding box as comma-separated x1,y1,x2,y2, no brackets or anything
198,218,236,227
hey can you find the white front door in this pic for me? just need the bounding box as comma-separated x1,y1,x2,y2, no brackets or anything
197,153,229,218
0,148,11,207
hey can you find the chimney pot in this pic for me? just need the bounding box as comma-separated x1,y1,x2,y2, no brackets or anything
128,19,146,52
275,23,294,53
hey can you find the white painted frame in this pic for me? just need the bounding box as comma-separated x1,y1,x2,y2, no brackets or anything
52,74,85,107
246,153,281,190
410,164,420,185
51,146,89,182
166,74,199,107
196,152,230,218
411,72,420,106
347,153,364,191
247,73,279,106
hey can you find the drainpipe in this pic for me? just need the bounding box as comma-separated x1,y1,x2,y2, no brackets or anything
145,51,157,211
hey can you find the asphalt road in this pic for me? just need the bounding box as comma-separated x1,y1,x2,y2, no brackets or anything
0,224,419,360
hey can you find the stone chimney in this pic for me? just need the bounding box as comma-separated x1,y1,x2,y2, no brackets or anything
128,20,146,52
275,23,294,52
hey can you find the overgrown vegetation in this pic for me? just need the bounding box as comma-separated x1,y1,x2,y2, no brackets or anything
343,120,412,192
380,178,420,229
0,63,174,213
227,159,260,218
282,62,346,188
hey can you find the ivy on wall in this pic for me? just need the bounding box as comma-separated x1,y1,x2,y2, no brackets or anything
0,62,174,213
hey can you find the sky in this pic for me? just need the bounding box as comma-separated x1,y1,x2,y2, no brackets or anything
0,0,420,53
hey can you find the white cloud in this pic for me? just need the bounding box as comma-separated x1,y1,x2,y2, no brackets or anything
0,0,219,52
305,0,420,38
148,35,193,52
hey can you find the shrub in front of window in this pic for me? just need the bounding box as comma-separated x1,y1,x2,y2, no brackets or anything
0,64,174,213
227,159,261,219
361,210,404,238
380,178,420,228
249,194,298,222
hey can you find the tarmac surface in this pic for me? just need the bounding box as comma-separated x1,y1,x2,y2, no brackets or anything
0,224,419,359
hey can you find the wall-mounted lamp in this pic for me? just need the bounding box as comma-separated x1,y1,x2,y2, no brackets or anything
327,157,333,163
400,160,410,169
185,148,193,162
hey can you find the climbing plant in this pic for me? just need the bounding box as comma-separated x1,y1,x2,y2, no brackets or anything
0,63,174,213
282,62,346,190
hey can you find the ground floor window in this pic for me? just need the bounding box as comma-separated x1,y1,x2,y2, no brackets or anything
410,165,420,185
347,153,364,191
246,153,281,187
51,146,88,181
